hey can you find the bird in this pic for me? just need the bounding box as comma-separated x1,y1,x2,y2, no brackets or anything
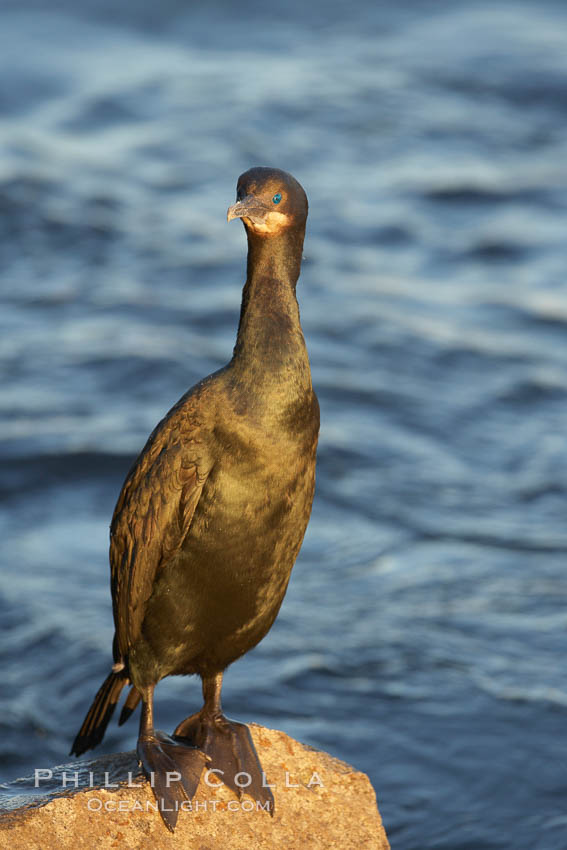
70,166,320,832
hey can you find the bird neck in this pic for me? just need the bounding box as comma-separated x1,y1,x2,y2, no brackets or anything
245,225,305,287
232,226,308,371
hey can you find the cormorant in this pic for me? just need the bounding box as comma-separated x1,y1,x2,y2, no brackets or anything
70,167,320,832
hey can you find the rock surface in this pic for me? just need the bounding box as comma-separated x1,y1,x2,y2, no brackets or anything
0,725,390,849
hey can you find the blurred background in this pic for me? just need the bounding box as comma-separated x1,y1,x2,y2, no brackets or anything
1,1,567,847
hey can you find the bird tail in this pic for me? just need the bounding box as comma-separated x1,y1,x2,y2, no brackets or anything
70,670,127,757
119,685,141,726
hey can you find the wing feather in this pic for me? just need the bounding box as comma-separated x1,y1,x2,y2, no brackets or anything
109,418,210,659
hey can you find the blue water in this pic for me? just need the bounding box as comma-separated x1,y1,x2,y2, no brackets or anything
2,1,567,846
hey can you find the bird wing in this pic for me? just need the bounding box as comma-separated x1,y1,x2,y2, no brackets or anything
109,420,210,660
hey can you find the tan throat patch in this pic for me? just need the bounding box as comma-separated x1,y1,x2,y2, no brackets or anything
246,210,290,236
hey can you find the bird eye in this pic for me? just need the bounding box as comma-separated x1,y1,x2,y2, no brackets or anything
272,193,282,204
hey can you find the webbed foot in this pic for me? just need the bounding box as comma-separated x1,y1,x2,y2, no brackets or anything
137,731,209,832
173,713,274,814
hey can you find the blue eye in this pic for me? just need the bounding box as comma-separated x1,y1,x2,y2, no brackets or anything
272,193,282,204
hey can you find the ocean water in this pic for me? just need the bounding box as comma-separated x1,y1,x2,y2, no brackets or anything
1,1,567,847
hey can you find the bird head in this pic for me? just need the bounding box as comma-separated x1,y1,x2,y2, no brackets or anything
227,167,308,237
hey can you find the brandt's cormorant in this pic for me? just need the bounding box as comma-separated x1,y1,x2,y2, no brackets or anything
70,167,320,832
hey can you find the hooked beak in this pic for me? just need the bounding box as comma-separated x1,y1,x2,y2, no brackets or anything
227,194,270,224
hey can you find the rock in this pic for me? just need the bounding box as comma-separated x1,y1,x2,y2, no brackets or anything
0,725,389,849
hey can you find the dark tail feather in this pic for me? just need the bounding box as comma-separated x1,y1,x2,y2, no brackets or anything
70,671,127,757
119,685,141,726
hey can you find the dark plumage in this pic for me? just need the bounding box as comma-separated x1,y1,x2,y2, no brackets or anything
70,167,319,832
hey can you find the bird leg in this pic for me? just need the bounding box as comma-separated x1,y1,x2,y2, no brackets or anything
173,672,275,814
136,684,208,832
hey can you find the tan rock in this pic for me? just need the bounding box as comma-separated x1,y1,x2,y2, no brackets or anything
0,725,389,850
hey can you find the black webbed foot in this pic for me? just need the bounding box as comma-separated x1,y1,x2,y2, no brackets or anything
173,712,274,814
137,731,209,832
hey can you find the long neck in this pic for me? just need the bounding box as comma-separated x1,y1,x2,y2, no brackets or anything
232,225,308,375
245,224,304,287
